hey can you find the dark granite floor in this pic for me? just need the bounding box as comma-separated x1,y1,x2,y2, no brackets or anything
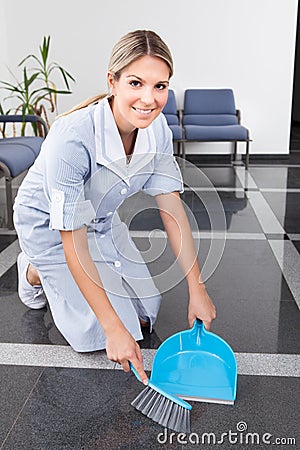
0,366,298,450
0,155,299,449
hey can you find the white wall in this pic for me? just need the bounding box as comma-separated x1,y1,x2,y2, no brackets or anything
0,0,7,100
0,0,298,155
292,6,300,122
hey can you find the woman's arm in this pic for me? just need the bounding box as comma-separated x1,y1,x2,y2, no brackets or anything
60,227,148,383
155,192,216,330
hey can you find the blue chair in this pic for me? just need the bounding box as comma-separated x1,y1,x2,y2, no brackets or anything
162,89,183,155
182,89,251,169
0,115,48,229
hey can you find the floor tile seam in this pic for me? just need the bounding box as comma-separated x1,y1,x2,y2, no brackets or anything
246,191,285,234
0,344,299,377
0,239,21,277
0,232,267,261
0,230,271,280
288,234,300,240
259,188,300,193
234,166,258,189
0,229,17,236
184,187,245,192
0,367,45,450
249,164,300,168
130,231,267,240
268,240,300,310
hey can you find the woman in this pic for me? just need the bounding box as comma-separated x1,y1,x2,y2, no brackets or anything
14,30,216,384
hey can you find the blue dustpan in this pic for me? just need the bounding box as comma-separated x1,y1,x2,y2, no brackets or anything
150,319,237,405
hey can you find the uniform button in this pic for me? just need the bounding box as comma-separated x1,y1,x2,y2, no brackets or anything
120,188,127,195
53,192,63,202
92,218,101,224
114,260,121,268
106,211,113,217
99,233,105,238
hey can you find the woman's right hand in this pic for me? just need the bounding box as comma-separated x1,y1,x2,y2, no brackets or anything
105,324,148,385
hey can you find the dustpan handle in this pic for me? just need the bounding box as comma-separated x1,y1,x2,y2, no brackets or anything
193,319,209,336
194,318,204,329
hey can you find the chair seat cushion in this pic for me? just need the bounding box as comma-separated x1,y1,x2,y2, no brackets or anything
164,114,180,125
169,125,183,140
184,125,248,141
0,136,43,177
183,114,238,126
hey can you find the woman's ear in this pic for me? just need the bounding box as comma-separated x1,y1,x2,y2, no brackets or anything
107,72,115,95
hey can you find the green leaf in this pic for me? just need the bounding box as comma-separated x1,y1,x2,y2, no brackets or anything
18,54,43,69
32,93,53,104
6,65,20,84
21,103,27,117
27,72,40,86
0,34,75,122
23,67,28,85
40,35,50,66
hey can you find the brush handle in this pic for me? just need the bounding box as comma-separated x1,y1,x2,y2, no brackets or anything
130,363,192,410
130,362,142,382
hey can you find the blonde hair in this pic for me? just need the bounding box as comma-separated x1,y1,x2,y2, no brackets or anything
58,30,173,118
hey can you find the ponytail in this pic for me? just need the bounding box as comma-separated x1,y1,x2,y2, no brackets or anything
56,93,108,119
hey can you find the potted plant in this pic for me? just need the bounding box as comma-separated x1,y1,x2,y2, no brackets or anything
0,35,75,137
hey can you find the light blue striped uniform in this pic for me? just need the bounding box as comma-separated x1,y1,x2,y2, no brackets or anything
13,97,183,351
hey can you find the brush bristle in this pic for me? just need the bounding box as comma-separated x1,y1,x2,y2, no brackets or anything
131,385,191,433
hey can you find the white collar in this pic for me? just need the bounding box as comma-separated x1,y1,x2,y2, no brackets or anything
94,97,156,185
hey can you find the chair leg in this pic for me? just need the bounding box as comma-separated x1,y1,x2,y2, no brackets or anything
181,141,186,160
245,141,250,170
177,141,181,156
5,177,14,229
233,141,237,162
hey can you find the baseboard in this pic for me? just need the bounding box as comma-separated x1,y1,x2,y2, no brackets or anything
184,153,299,165
248,154,290,160
184,154,233,163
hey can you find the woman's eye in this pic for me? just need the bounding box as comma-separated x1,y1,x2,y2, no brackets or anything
129,80,141,87
156,83,168,90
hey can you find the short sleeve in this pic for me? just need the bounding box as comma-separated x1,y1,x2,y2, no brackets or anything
142,115,184,196
43,118,96,230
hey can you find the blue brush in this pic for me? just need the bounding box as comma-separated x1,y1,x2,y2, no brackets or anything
130,363,192,433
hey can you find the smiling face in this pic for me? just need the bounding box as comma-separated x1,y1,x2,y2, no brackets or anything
107,55,170,136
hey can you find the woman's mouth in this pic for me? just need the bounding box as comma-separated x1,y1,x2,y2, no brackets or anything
132,107,154,115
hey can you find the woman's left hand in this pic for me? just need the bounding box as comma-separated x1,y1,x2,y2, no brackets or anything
188,286,216,330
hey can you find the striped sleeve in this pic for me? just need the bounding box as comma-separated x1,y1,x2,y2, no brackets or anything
42,119,95,230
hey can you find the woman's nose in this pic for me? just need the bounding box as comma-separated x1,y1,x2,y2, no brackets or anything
140,87,155,105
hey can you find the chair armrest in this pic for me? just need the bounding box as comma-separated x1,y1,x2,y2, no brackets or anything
236,109,241,124
0,114,48,137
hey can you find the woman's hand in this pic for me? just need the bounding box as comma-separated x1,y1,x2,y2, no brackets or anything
105,324,148,385
188,286,216,330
